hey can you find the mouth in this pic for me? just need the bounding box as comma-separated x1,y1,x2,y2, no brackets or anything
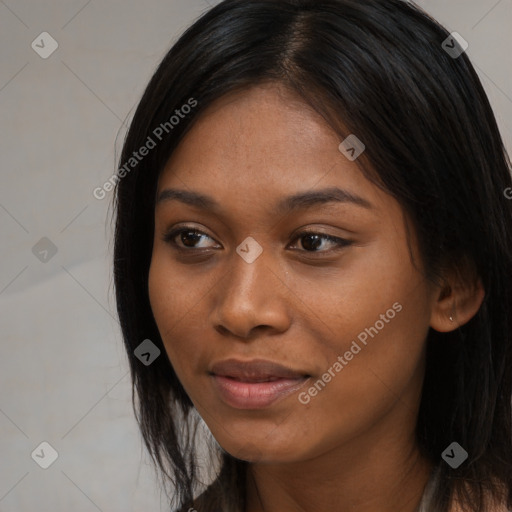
209,359,311,409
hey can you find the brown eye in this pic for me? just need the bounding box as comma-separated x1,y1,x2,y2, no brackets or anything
289,231,352,253
162,227,352,255
163,228,219,250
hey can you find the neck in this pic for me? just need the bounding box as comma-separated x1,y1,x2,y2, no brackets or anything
245,423,434,512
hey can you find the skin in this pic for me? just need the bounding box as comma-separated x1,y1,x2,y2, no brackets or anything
148,82,485,512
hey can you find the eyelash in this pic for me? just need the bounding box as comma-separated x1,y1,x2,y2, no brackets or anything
162,226,353,255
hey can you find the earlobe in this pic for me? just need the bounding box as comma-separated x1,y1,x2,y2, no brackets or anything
429,272,485,333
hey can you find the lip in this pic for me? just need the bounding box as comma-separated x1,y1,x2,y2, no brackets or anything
210,358,310,409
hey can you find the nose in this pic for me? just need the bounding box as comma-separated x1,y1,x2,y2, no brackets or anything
210,248,291,340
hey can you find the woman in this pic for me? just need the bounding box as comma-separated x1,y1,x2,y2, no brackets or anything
112,1,512,510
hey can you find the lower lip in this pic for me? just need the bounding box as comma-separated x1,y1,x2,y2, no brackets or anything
211,375,309,409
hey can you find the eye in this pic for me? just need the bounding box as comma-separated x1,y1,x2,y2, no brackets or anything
288,230,353,253
162,226,353,254
162,227,220,250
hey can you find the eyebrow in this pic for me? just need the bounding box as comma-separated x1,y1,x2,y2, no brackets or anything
155,186,373,214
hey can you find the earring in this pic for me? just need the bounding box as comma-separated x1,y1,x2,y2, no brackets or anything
449,316,453,322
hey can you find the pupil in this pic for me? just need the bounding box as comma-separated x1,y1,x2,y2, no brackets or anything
182,231,201,247
303,234,321,251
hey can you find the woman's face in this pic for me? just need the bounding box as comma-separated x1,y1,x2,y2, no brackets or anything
148,83,438,463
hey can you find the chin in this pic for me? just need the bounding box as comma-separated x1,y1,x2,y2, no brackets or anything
215,428,306,464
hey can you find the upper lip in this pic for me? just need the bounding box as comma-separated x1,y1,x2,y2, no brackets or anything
210,358,309,382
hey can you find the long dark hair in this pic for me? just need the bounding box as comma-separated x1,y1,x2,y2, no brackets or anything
112,1,512,510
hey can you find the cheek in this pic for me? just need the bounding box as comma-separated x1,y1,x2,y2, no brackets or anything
300,290,430,435
291,256,431,438
148,257,194,364
147,254,217,378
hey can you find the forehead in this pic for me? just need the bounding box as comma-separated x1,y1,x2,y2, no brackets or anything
156,83,395,222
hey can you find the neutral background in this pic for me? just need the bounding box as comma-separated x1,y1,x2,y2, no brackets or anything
0,1,511,511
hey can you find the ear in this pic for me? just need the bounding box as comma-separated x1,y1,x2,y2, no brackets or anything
429,257,485,333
